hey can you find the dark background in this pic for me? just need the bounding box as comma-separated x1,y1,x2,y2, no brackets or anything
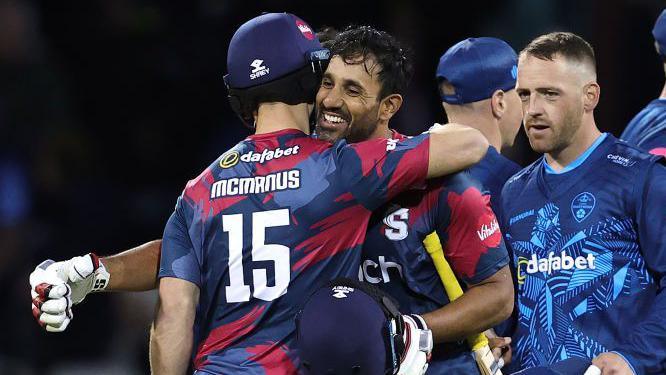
1,0,663,373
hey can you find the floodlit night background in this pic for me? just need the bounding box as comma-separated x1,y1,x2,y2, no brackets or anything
1,0,663,373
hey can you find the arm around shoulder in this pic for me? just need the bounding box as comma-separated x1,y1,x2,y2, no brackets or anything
427,124,488,178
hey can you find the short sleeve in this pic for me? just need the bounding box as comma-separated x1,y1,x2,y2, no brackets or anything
159,195,201,287
334,133,430,210
434,173,509,285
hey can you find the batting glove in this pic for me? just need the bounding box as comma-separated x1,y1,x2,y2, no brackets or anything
29,253,109,332
398,314,433,375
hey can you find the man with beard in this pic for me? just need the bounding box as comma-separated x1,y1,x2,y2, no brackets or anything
501,32,666,374
320,27,515,374
28,24,510,373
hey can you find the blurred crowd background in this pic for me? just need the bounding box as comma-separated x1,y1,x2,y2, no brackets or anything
1,0,663,373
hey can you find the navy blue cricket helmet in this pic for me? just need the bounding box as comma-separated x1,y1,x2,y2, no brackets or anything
223,12,330,125
296,278,406,375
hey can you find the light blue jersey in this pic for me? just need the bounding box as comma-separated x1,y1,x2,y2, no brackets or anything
500,134,666,374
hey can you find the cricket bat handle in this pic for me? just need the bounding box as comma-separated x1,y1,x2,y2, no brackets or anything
423,232,503,375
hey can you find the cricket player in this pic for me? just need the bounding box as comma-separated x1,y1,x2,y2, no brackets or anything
435,37,523,221
346,35,521,373
30,14,489,374
502,32,666,374
621,9,666,156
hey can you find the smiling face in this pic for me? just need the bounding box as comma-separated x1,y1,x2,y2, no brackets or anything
315,55,384,143
516,54,587,155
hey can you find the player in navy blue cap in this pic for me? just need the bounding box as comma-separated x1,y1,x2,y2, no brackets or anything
436,37,523,218
297,278,434,375
317,28,514,375
501,31,666,374
28,13,491,374
621,8,666,156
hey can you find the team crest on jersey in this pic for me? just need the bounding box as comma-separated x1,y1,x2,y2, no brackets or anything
383,207,409,241
332,286,354,299
571,192,596,222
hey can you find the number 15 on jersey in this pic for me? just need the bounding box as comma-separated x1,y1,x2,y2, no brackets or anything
223,209,291,303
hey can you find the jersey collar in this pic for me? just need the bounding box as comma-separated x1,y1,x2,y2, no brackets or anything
543,133,608,175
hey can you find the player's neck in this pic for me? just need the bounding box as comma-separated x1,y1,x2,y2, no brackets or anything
254,102,311,135
447,114,501,151
367,122,393,140
545,120,602,171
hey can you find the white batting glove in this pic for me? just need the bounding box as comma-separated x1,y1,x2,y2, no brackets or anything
398,314,433,375
29,253,110,332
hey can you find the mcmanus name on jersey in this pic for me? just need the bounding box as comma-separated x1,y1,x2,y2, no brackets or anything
210,169,301,198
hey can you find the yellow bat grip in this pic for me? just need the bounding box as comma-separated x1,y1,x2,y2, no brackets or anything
423,232,489,352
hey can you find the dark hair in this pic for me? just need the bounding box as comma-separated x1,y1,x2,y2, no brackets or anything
327,25,414,100
316,26,339,49
521,32,596,71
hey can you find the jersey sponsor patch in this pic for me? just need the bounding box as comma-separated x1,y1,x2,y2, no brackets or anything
358,256,404,284
509,209,535,226
477,218,500,242
606,153,636,167
516,251,597,284
219,151,240,168
241,145,300,164
571,192,595,223
210,169,300,198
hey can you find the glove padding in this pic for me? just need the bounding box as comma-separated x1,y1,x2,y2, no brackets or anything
29,254,109,332
398,314,433,375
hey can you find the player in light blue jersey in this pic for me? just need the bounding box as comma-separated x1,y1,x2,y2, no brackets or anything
502,32,666,374
621,9,666,156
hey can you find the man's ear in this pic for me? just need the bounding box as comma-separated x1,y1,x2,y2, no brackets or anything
490,90,506,119
583,82,600,112
379,94,403,122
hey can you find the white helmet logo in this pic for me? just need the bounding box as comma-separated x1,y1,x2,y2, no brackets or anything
332,286,354,299
250,59,270,80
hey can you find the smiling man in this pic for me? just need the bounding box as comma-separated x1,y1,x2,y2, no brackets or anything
500,32,666,374
27,24,509,374
314,26,513,374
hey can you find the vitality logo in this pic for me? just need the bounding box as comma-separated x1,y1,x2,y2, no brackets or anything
477,219,500,242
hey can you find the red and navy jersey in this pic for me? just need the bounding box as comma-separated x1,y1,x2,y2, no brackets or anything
501,134,666,374
360,131,509,374
158,128,429,374
469,146,521,220
621,98,666,156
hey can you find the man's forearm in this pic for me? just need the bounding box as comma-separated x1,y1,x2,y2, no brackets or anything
427,124,488,178
421,266,513,343
150,310,193,375
102,239,162,291
149,277,198,375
